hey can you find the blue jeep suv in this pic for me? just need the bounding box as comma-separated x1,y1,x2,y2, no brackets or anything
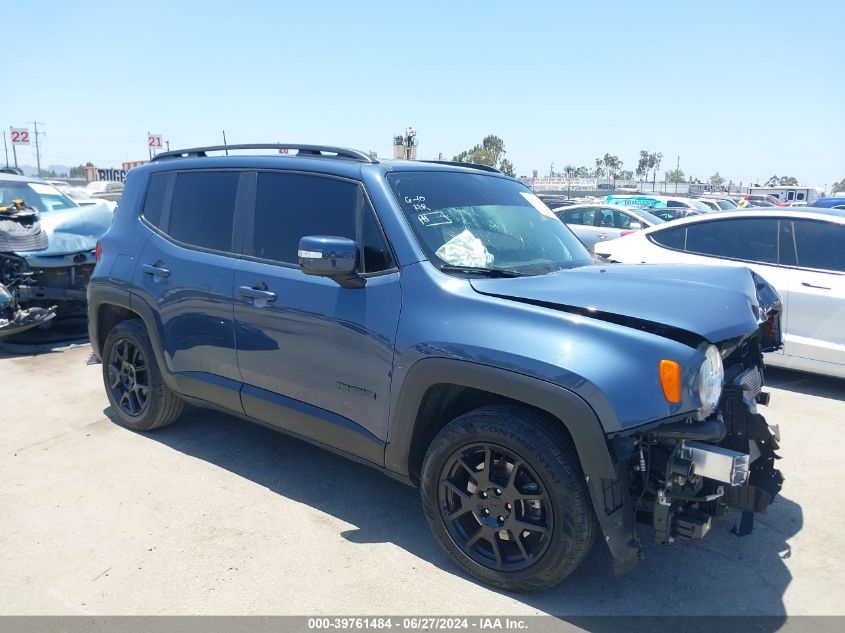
88,144,784,591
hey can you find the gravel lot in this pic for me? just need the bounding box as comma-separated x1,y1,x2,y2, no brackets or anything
1,341,843,618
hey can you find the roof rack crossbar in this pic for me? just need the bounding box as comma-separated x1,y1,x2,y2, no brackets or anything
418,160,502,174
151,144,377,163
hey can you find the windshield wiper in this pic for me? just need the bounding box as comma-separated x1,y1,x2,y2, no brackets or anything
439,265,523,277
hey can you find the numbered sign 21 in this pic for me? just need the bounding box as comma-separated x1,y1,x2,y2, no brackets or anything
148,134,163,149
10,128,30,144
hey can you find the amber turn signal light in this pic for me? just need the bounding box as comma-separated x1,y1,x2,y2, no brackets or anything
659,360,682,403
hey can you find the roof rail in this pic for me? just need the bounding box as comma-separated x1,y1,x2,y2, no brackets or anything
150,144,377,163
419,160,502,174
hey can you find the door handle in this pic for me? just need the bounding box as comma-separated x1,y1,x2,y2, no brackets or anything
596,233,607,239
801,281,831,290
238,285,278,304
141,263,171,278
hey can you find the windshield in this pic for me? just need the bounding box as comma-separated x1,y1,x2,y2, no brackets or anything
0,180,78,212
689,199,713,212
631,208,666,225
387,171,592,275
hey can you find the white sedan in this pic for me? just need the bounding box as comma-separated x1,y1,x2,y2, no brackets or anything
595,208,845,379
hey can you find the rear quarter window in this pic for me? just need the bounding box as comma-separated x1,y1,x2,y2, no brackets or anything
649,226,686,249
141,173,169,228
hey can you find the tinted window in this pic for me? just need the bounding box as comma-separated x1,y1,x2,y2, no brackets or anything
254,172,356,264
650,226,686,249
560,208,596,226
168,171,239,251
793,220,845,272
666,200,689,208
362,205,394,273
685,218,778,263
141,173,168,228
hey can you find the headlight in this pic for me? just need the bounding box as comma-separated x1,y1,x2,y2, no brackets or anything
697,344,724,419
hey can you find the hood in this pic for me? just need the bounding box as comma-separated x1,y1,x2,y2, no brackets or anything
15,203,113,256
470,264,771,347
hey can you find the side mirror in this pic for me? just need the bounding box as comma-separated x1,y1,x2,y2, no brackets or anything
298,235,365,288
628,221,642,230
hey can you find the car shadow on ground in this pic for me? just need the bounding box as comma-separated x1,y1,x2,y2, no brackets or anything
109,405,801,624
765,367,845,402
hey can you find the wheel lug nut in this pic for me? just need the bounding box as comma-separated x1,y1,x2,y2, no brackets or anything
505,503,512,511
483,509,490,515
479,491,487,498
497,516,504,523
495,488,502,495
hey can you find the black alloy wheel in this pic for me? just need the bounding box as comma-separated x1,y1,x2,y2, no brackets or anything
107,337,149,417
439,442,553,571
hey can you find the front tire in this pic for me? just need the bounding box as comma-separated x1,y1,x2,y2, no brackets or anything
420,405,596,592
102,319,183,431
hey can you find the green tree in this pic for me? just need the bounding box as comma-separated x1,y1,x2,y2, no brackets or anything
709,172,725,187
603,154,623,179
636,150,650,180
830,178,845,193
666,168,685,184
453,134,515,176
651,152,663,185
69,164,86,178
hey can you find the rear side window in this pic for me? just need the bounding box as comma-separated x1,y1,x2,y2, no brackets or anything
254,172,357,264
141,173,169,228
793,220,845,272
685,218,779,264
559,208,595,226
650,226,686,249
168,171,239,251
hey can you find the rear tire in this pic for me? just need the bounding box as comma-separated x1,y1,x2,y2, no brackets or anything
102,319,183,431
420,405,596,592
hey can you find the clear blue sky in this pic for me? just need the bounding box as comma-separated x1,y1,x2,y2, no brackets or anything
5,0,844,187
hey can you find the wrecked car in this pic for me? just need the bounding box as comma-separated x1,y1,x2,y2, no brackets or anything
88,145,784,592
1,174,113,336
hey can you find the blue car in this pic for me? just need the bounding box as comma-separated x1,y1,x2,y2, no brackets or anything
811,197,845,209
87,144,784,591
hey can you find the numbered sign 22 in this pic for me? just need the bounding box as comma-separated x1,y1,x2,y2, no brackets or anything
148,134,163,149
10,128,30,144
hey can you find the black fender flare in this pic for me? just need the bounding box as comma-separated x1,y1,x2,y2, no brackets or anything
385,357,639,573
89,282,177,393
384,358,616,481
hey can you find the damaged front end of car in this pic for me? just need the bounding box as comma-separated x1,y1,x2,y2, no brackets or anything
600,270,784,573
0,197,108,324
0,280,56,338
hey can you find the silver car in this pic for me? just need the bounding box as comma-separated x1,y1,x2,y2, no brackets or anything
555,203,665,252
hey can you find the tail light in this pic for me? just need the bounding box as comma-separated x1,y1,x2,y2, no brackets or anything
95,241,102,262
620,230,637,237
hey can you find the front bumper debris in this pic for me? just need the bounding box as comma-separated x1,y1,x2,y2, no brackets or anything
0,305,56,338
